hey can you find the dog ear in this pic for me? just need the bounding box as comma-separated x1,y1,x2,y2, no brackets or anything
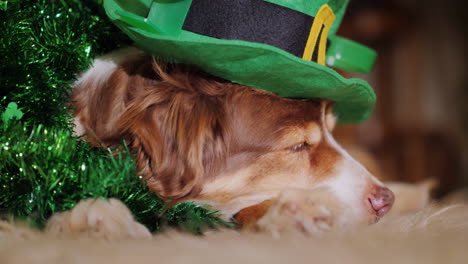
118,68,227,200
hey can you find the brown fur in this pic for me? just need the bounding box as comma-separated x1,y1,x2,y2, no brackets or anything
72,50,393,229
72,58,334,201
235,199,276,230
74,57,233,199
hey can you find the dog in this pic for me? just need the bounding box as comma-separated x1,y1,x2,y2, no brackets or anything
71,47,394,234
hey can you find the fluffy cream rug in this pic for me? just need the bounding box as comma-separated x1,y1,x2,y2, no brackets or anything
1,198,467,264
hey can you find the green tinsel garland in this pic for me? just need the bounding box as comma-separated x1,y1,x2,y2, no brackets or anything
0,0,234,234
1,0,131,129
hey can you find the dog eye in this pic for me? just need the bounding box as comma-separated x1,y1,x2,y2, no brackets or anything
290,142,310,151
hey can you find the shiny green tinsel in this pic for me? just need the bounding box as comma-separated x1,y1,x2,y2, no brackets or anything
0,0,234,234
0,0,131,129
0,120,233,233
1,122,147,227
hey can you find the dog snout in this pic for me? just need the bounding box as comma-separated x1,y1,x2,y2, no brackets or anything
367,187,394,217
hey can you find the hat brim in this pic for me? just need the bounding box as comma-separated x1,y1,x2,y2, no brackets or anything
112,20,375,124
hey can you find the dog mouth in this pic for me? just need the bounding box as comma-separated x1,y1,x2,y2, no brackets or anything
366,198,389,224
366,187,395,223
368,198,392,217
368,214,382,224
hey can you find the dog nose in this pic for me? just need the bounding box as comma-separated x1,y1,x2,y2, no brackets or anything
368,187,395,217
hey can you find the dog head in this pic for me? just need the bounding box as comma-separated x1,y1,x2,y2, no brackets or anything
189,85,394,226
73,50,394,227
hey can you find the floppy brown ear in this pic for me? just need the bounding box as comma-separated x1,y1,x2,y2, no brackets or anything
118,67,227,200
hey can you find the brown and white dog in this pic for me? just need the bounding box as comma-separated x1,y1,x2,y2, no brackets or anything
71,48,394,234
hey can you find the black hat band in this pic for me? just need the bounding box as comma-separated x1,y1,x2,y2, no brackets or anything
183,0,335,64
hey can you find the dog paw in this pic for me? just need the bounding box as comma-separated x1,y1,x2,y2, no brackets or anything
255,187,341,236
45,198,151,240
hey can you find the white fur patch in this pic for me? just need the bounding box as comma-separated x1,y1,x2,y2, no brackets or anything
73,116,85,137
76,58,117,89
315,117,384,225
72,47,144,137
74,47,143,89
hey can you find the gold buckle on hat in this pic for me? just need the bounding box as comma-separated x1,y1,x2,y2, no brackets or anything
302,4,336,65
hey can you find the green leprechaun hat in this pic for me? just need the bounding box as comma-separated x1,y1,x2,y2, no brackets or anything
103,0,377,123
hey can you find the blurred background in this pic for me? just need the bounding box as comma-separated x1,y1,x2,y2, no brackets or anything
334,0,467,197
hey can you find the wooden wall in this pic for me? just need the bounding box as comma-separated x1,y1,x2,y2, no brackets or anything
333,0,468,196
